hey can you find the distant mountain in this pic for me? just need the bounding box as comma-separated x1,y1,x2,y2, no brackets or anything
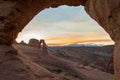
66,43,83,47
64,43,105,47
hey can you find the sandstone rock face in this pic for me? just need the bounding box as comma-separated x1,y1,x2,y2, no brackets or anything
114,42,120,80
0,0,86,45
85,0,120,42
0,0,120,80
107,54,114,74
28,39,39,47
39,39,48,51
85,0,120,79
0,45,55,80
28,39,48,52
13,44,113,80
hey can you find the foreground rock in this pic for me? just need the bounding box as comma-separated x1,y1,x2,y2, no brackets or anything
0,0,120,79
13,44,113,80
0,45,61,80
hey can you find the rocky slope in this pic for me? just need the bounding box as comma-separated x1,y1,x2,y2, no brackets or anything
0,45,55,80
49,45,114,74
13,43,113,80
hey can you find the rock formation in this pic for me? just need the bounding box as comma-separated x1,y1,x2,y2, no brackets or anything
0,0,120,80
107,54,114,74
20,40,26,45
85,1,120,79
28,39,48,51
0,45,55,80
39,39,48,51
13,40,18,44
13,43,113,80
28,39,39,47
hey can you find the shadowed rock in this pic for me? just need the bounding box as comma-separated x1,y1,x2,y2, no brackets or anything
39,39,48,52
0,0,120,80
28,39,39,47
20,40,26,45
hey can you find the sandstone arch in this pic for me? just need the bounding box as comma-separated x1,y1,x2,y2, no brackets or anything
0,0,120,80
39,39,48,51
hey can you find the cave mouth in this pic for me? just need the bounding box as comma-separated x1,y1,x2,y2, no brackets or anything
16,5,114,46
15,5,115,75
1,0,120,80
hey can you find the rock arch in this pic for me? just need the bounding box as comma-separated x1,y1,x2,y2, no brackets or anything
0,0,120,80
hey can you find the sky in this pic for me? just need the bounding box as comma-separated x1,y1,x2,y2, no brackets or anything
16,6,114,46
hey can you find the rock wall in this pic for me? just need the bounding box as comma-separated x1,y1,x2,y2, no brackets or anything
28,39,40,47
0,0,85,45
85,0,120,79
0,0,120,80
85,0,120,42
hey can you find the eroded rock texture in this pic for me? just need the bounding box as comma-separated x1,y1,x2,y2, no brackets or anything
0,0,86,45
0,45,55,80
0,0,120,80
85,0,120,80
28,39,40,47
85,0,120,42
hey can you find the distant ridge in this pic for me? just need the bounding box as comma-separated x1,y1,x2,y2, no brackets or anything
50,43,114,47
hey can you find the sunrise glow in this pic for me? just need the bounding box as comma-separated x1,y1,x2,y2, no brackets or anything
16,6,114,46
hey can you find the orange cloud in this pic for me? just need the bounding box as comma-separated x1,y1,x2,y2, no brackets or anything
45,34,114,46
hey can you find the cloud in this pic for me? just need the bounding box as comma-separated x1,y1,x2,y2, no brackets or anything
45,32,114,46
22,5,106,35
16,5,113,45
36,6,82,21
